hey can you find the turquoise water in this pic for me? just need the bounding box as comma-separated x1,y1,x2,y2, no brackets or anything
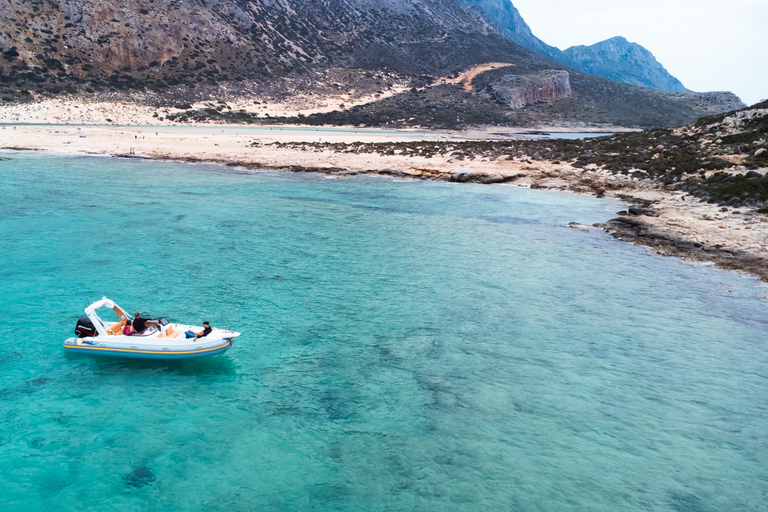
1,152,767,511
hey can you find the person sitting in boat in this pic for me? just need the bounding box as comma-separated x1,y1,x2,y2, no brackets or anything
132,312,159,334
123,320,135,335
185,322,212,339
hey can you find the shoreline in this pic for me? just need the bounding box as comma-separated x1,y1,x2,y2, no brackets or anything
2,123,766,283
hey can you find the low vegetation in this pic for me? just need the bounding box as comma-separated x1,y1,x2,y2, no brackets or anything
263,102,768,209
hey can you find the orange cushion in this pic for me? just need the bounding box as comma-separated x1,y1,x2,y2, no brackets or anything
109,321,126,335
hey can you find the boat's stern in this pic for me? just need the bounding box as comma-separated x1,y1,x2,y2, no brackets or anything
63,336,92,354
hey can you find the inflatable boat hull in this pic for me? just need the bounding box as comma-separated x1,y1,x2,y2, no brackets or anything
63,337,234,359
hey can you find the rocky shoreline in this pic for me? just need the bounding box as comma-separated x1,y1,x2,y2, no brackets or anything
145,149,768,283
597,199,768,282
1,102,766,283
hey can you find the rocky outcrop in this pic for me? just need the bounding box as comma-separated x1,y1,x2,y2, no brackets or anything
491,70,571,108
562,36,689,93
600,206,768,283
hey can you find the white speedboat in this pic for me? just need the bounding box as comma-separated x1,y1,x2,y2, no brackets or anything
63,297,240,359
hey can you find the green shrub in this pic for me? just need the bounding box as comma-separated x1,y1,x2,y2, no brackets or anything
705,173,768,202
720,132,762,145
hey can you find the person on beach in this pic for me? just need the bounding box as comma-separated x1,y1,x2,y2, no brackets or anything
185,322,212,339
123,320,135,335
133,312,158,333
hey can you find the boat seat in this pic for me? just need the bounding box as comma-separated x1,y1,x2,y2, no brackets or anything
159,324,180,339
108,321,126,335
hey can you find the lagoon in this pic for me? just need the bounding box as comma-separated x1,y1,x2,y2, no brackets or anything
1,152,766,511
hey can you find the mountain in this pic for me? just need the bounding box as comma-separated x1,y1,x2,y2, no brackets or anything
0,0,549,83
458,0,690,93
562,37,689,93
0,0,743,128
456,0,561,62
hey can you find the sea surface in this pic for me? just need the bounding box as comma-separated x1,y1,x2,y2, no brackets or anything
1,151,766,511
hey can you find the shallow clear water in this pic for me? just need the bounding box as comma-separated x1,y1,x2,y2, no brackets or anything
1,152,767,511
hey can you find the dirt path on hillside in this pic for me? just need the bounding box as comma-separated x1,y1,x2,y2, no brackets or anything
440,62,515,92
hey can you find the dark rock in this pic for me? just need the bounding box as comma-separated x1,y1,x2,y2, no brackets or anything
610,216,644,228
477,173,505,184
124,466,156,488
26,376,50,387
319,389,353,421
627,207,655,216
669,491,704,512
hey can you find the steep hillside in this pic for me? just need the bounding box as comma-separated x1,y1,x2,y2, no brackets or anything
0,0,744,128
0,0,548,90
456,0,561,62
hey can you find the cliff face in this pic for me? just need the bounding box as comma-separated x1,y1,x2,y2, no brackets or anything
563,37,689,93
491,70,571,108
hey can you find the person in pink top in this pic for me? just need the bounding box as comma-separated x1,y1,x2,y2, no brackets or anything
123,320,135,335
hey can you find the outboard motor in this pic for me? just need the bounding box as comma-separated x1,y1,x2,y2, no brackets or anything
75,316,97,338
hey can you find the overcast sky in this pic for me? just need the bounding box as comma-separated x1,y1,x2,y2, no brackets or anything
510,0,767,105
